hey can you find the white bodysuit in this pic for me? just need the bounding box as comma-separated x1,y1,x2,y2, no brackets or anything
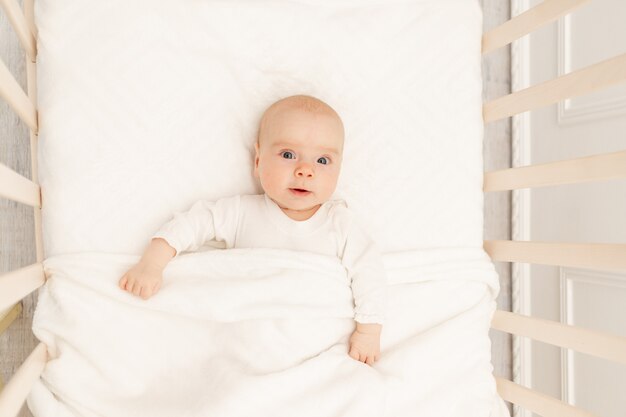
152,193,387,324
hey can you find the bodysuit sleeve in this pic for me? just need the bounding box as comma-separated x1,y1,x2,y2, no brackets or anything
151,195,241,256
340,213,388,325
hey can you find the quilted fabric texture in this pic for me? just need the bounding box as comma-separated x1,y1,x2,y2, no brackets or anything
35,0,484,257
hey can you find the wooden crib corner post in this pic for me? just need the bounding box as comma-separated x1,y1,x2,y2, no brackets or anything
23,0,44,265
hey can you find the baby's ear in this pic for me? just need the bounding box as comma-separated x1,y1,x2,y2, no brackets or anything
253,142,260,177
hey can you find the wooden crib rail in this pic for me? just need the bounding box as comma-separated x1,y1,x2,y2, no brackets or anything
483,52,626,123
0,0,36,62
0,163,41,207
0,343,47,417
0,55,38,132
495,377,599,417
0,263,47,313
0,303,21,335
484,149,626,192
482,0,590,55
492,310,626,365
484,240,626,271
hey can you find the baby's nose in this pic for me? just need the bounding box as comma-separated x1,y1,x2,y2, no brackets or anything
295,164,314,177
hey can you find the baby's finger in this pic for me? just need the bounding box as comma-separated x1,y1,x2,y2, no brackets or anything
365,355,374,366
125,276,135,291
132,283,142,296
140,286,151,300
348,347,360,361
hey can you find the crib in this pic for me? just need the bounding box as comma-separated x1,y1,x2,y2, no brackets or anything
1,0,626,416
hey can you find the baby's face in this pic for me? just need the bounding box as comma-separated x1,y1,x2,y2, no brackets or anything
254,107,344,216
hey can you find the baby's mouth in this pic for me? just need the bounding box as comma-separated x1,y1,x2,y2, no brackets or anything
289,188,311,196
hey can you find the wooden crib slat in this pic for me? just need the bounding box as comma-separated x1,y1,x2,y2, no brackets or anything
0,0,37,62
483,149,626,191
0,342,47,417
483,240,626,271
0,263,46,313
482,0,590,55
483,53,626,123
491,310,626,365
0,55,37,132
22,0,37,41
0,162,41,208
0,303,22,335
494,377,599,417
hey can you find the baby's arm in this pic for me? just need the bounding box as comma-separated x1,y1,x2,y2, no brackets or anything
119,237,175,299
119,195,240,299
340,214,388,365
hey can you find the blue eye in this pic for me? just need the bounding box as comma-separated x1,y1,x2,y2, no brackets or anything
281,151,295,159
317,157,330,165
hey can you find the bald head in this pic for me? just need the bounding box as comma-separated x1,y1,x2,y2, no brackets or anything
257,95,344,151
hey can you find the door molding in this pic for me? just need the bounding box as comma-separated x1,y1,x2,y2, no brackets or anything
559,267,626,405
557,15,626,124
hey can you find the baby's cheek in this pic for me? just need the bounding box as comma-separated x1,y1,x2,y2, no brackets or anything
320,172,340,195
265,170,284,190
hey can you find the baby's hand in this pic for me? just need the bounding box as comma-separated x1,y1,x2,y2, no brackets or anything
348,323,382,366
118,261,163,300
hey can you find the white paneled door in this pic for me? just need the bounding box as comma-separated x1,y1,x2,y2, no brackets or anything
512,1,626,417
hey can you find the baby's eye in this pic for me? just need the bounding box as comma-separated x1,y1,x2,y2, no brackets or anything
281,151,295,159
317,157,330,165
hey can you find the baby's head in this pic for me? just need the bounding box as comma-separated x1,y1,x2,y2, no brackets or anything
254,95,344,218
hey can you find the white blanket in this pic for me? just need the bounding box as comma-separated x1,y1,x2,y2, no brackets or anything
28,247,509,417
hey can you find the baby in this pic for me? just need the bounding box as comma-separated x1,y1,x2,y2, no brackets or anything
118,94,387,366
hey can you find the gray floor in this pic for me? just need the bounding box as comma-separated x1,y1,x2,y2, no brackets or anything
0,1,512,416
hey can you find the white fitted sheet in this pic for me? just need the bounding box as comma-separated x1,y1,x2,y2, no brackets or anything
35,0,485,257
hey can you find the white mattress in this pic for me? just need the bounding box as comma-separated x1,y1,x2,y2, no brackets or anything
31,0,509,416
35,0,486,257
